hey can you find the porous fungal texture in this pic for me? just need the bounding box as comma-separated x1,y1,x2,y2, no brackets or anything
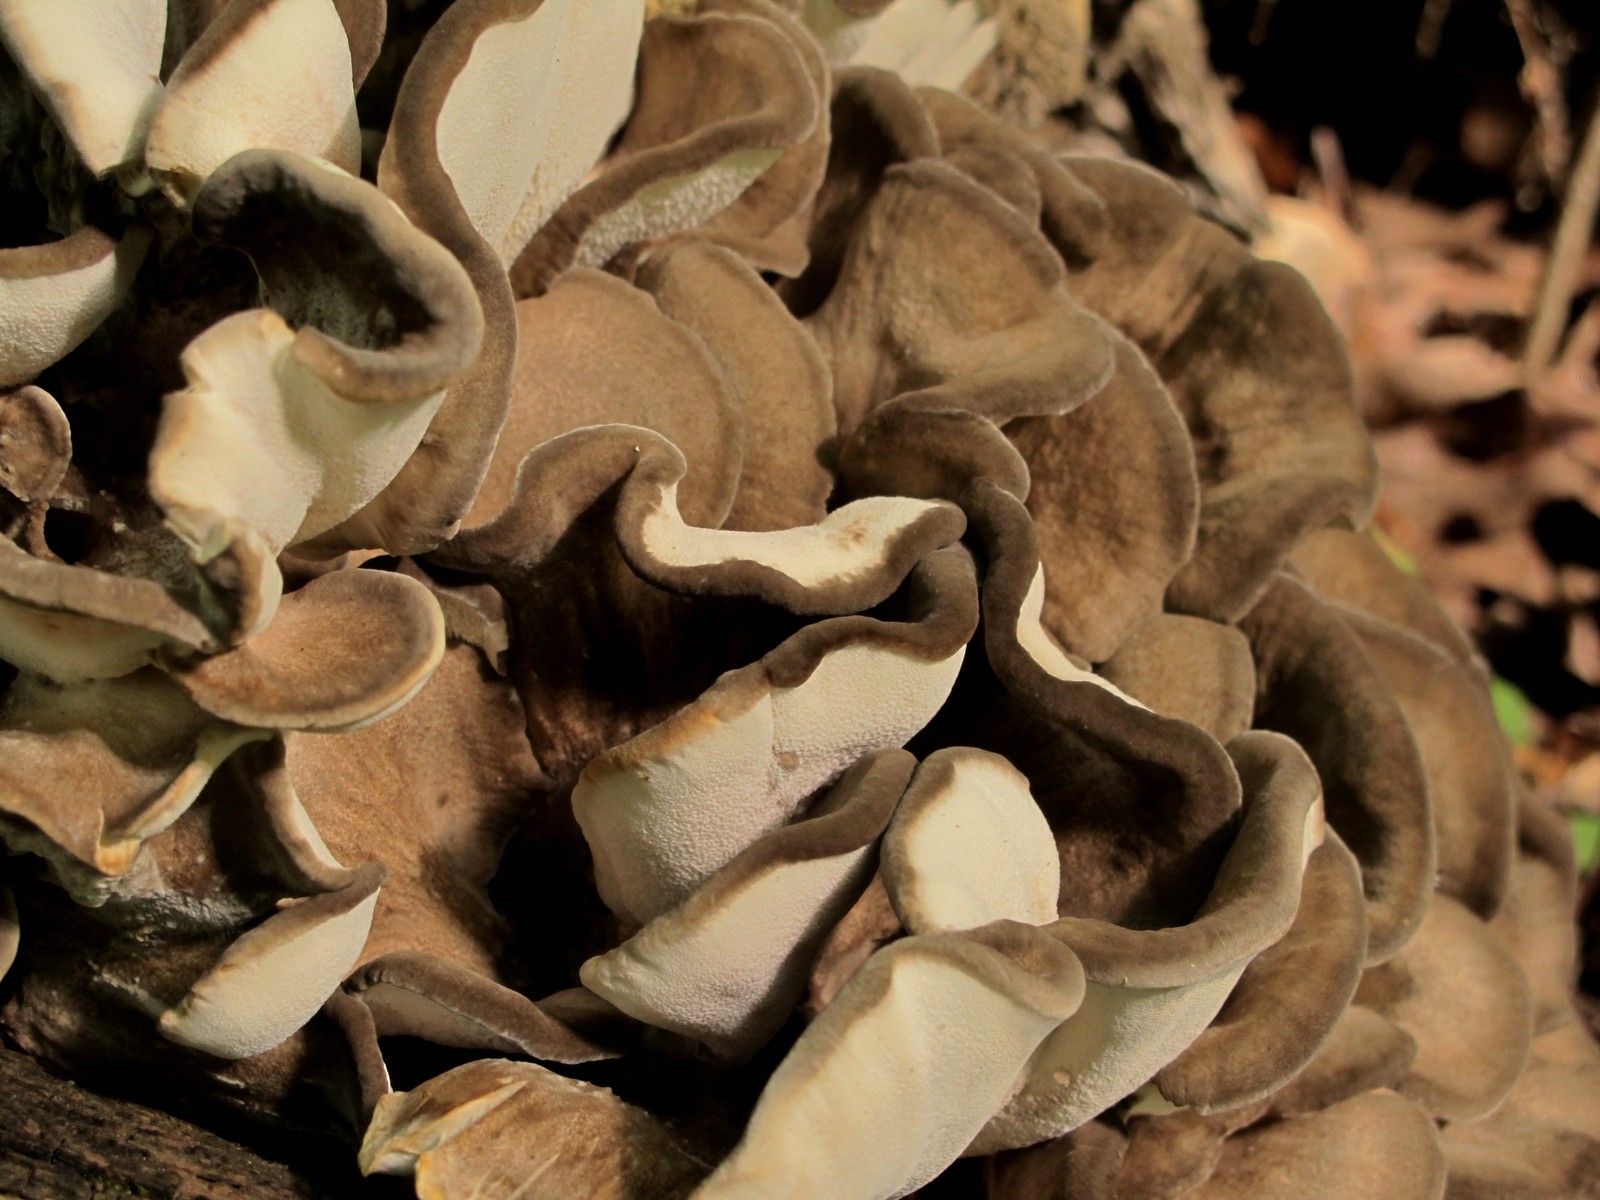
0,3,1589,1199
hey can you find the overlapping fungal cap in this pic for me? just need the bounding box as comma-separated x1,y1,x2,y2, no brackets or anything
149,148,483,577
0,0,386,393
361,1058,709,1198
0,0,486,691
0,878,18,984
0,0,503,1083
0,565,451,1072
1051,153,1380,624
0,226,152,390
0,5,1582,1200
799,0,998,91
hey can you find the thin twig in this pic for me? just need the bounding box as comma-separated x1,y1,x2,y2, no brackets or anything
1506,0,1572,188
1309,125,1353,224
1247,0,1280,47
1525,101,1600,383
1416,0,1456,59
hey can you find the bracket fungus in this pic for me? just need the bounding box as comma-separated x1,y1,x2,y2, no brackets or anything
0,3,1591,1199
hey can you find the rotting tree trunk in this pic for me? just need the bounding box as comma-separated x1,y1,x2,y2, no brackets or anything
0,1043,346,1200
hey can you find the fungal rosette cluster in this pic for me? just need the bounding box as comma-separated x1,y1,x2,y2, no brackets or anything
0,2,1593,1198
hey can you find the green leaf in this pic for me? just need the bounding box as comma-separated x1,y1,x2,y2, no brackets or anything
1372,527,1420,576
1490,676,1536,747
1571,810,1600,875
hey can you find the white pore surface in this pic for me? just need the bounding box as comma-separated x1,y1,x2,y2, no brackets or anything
639,489,945,589
151,309,444,556
145,0,360,197
849,0,997,89
582,840,874,1056
1016,565,1147,707
435,0,641,264
574,146,780,270
694,938,1068,1199
0,228,148,388
973,970,1243,1153
576,638,963,925
159,881,379,1058
0,0,165,173
890,750,1060,934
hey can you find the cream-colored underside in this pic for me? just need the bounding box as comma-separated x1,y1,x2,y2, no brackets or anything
158,883,379,1058
434,0,641,264
1017,566,1147,707
804,0,997,88
892,751,1060,933
695,942,1066,1199
971,970,1245,1154
0,596,172,682
639,489,944,588
576,639,964,925
574,146,781,270
150,309,445,561
0,228,148,388
144,0,360,201
361,1079,526,1176
0,0,165,174
851,0,997,90
582,842,874,1056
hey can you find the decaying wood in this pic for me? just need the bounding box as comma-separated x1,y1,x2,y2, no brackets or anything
1526,100,1600,382
0,1043,347,1200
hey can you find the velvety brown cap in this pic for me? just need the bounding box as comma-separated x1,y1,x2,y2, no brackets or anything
1153,833,1367,1112
779,66,941,317
806,158,1112,436
1007,326,1199,663
1241,572,1434,962
1185,1091,1445,1200
1355,893,1534,1122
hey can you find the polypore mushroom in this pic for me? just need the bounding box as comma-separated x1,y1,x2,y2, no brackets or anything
1182,1091,1447,1200
0,0,165,177
1150,831,1367,1112
0,879,19,984
800,0,997,91
965,730,1324,1153
1,730,396,1065
579,748,913,1056
0,384,71,507
692,0,831,276
279,638,624,1064
507,2,822,294
155,859,387,1059
1052,156,1379,623
572,545,975,925
0,9,1582,1200
1437,792,1600,1197
0,533,223,681
0,227,152,389
634,238,836,532
697,922,1085,1198
1240,573,1435,961
1354,893,1535,1122
148,146,483,579
805,157,1112,435
1336,603,1516,918
0,666,264,890
169,566,446,731
1097,614,1256,743
142,0,363,204
361,1058,708,1198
